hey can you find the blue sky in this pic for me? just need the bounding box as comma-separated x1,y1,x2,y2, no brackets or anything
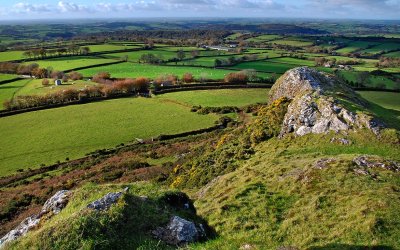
0,0,399,20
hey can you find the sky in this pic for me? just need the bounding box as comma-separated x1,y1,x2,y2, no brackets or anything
0,0,399,20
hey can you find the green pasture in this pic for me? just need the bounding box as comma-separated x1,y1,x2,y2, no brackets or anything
87,44,138,52
0,74,18,82
0,79,30,109
383,51,400,58
104,50,177,62
270,39,314,47
361,43,400,54
78,62,238,79
232,61,294,74
0,51,25,62
0,97,219,176
336,41,380,54
246,34,282,42
339,71,398,89
156,89,269,107
15,79,97,96
267,57,315,67
28,56,116,71
358,91,400,111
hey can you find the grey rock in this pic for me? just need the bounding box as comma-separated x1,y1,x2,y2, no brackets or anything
0,190,71,247
87,192,123,211
152,216,199,245
41,190,71,215
353,155,400,172
314,158,336,169
269,67,385,137
330,137,351,145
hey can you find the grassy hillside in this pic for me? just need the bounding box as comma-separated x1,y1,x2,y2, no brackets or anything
0,97,218,176
193,131,400,249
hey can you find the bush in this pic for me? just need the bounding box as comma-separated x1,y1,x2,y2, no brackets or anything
224,71,248,84
42,79,50,87
182,73,194,83
69,71,83,81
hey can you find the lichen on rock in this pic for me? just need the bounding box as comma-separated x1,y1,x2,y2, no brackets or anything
268,67,385,137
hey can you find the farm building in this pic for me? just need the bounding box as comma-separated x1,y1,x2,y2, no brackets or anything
54,79,62,86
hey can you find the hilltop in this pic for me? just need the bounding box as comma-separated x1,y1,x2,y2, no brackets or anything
1,68,399,249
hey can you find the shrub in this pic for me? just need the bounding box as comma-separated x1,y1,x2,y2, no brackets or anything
69,71,83,80
182,72,194,83
224,71,248,84
42,79,50,87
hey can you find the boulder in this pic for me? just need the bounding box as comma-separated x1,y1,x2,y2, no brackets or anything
152,216,202,245
0,190,71,247
269,67,384,137
41,190,71,215
353,155,400,172
87,192,123,211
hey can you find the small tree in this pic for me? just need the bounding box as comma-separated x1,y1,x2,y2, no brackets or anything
182,73,194,83
42,79,50,87
177,50,186,61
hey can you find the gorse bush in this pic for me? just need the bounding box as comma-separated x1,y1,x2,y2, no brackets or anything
170,97,290,188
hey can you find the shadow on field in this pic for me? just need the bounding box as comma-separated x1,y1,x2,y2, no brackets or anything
308,244,394,250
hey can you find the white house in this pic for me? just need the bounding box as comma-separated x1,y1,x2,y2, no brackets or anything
55,79,62,86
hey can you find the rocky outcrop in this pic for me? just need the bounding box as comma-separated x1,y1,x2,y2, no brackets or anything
269,67,384,137
152,216,205,246
0,190,71,247
87,192,123,211
353,155,400,172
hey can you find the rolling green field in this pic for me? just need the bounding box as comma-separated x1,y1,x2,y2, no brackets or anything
232,61,294,74
246,34,282,42
384,51,400,58
104,50,178,62
15,79,98,96
78,62,238,79
28,56,117,71
0,51,25,62
270,39,313,47
336,41,380,54
0,74,18,82
156,89,269,107
358,91,400,111
87,44,140,52
0,79,30,109
361,43,400,54
0,97,219,176
267,57,315,67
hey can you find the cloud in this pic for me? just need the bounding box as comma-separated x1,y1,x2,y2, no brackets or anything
58,1,90,12
12,2,52,13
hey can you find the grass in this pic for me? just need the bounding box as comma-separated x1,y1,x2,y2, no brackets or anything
339,71,398,89
270,39,314,47
15,79,98,96
383,51,400,58
191,129,400,249
232,61,295,74
0,51,25,62
87,44,139,52
0,74,18,82
6,182,190,250
0,79,30,109
361,43,400,54
358,91,400,111
246,34,282,42
27,56,116,71
104,50,178,62
156,89,269,107
0,97,218,176
336,41,380,54
267,57,315,67
78,62,238,79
